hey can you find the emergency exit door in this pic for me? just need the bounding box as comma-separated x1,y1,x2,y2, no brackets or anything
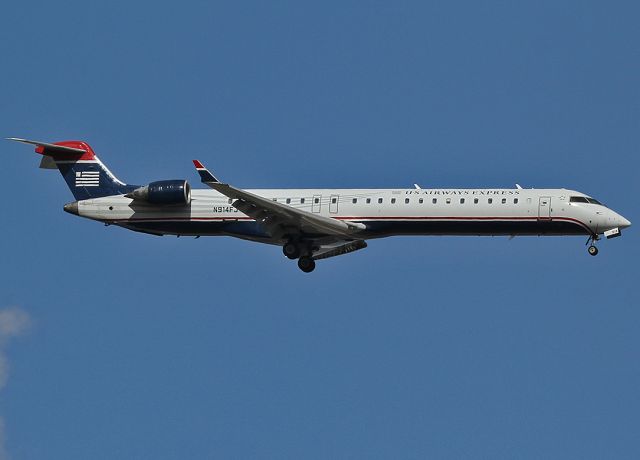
329,195,339,214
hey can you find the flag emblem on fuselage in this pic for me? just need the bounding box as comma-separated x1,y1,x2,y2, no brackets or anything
75,171,100,187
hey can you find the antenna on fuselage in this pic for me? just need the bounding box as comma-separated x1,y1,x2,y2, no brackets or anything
515,184,523,189
414,184,422,190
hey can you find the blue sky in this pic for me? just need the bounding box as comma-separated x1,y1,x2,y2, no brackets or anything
1,1,638,458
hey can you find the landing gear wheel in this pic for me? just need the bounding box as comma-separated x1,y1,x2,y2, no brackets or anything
588,245,599,256
283,242,301,260
297,256,316,273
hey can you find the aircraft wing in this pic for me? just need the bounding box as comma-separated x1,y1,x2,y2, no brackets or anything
192,160,366,239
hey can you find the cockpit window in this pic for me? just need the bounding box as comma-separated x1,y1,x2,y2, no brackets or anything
569,196,589,203
570,196,604,205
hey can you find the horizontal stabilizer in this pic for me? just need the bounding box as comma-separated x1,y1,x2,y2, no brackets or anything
7,137,87,155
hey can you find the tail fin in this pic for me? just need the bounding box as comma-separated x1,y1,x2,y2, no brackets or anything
8,138,135,200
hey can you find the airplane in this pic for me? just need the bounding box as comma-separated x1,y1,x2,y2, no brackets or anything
8,137,631,273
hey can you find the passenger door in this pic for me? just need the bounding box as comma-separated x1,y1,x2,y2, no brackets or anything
538,196,551,220
312,195,321,213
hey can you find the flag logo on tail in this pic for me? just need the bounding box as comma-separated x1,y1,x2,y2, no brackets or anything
75,171,100,187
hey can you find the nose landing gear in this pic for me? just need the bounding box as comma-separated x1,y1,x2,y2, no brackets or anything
586,234,600,256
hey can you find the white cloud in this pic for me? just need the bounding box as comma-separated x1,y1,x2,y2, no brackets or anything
0,308,30,344
0,307,31,460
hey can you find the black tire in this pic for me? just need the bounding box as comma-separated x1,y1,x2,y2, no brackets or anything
298,256,316,273
283,242,300,260
588,245,599,256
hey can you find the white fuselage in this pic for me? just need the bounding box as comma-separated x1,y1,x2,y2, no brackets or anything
73,187,630,242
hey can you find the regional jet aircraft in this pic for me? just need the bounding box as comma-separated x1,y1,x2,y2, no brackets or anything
9,138,631,272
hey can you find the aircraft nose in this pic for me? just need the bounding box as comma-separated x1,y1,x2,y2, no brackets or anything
620,216,631,228
63,201,79,215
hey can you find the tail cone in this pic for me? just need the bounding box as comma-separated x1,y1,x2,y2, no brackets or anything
63,201,78,215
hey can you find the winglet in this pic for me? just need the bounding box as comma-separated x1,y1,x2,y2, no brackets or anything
192,160,220,183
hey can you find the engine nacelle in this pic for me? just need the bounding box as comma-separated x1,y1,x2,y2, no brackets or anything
128,180,191,205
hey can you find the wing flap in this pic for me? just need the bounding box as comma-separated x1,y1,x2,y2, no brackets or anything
313,240,368,260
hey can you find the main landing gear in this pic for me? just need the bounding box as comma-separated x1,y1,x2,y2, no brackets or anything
297,256,316,273
283,240,316,272
586,234,600,256
283,242,301,260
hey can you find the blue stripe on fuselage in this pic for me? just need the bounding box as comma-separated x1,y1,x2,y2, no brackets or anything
114,218,590,238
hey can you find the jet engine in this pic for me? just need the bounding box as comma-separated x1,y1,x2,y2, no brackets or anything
127,180,191,205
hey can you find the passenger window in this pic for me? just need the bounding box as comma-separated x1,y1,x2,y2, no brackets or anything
446,198,451,204
432,198,437,204
488,198,493,204
286,198,291,204
405,198,410,204
331,197,337,204
501,198,506,204
460,198,465,204
527,198,532,204
419,198,424,204
272,198,277,202
391,198,396,204
366,198,371,204
378,198,383,204
314,198,319,204
474,198,478,204
300,198,305,204
514,198,518,204
352,198,357,204
228,198,233,204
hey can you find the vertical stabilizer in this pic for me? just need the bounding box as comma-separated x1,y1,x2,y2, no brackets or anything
8,138,136,200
